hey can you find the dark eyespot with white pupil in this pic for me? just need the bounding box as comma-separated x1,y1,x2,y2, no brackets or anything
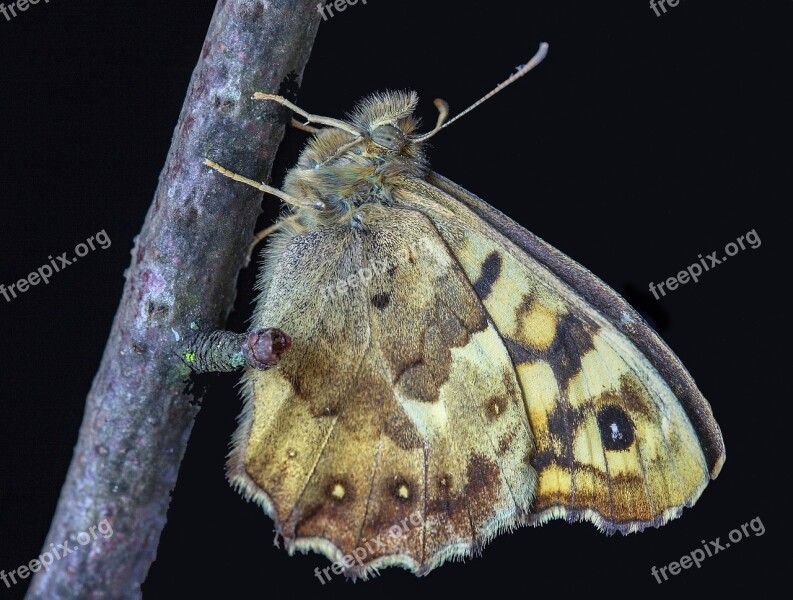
371,124,405,151
596,405,634,451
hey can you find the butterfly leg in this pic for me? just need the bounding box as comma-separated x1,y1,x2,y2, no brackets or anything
290,118,321,134
245,215,303,266
203,158,326,211
253,92,364,137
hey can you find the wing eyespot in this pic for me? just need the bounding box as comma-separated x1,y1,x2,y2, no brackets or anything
596,405,635,452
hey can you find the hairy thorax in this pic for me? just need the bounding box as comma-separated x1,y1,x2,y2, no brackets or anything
281,92,430,229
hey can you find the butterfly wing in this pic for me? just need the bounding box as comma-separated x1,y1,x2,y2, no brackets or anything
395,172,725,533
228,207,536,577
228,166,724,575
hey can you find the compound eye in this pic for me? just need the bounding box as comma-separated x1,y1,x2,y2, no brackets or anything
371,124,405,151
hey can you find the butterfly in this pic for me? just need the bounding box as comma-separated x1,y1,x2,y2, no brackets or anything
205,43,725,579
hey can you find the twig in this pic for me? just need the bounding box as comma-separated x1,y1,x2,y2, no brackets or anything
181,328,292,373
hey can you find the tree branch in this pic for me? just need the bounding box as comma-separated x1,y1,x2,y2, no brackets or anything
25,2,321,598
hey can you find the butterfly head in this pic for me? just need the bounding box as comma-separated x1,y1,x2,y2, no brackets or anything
297,90,429,169
347,90,423,152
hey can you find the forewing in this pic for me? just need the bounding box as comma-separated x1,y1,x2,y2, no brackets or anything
395,175,725,533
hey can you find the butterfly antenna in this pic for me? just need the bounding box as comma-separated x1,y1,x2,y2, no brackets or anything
412,42,549,143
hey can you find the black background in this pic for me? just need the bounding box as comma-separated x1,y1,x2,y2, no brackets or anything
0,1,788,598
